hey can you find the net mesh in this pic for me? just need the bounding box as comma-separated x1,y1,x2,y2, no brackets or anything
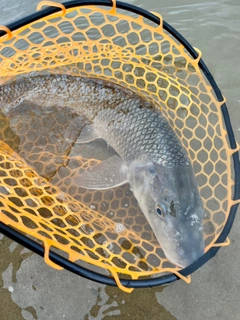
0,1,235,292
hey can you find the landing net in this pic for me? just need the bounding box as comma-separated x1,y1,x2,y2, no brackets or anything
0,0,239,292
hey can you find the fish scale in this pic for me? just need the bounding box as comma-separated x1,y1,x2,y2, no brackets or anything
93,100,189,168
0,72,189,175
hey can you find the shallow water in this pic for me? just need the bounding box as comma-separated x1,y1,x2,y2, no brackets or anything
0,1,240,320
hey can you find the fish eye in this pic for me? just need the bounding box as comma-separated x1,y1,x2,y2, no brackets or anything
155,202,166,218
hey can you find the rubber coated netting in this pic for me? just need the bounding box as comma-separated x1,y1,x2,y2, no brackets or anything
0,1,236,292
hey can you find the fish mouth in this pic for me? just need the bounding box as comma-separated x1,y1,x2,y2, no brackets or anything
176,253,203,268
163,235,205,268
174,242,205,268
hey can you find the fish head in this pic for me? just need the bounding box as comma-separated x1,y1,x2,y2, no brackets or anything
128,159,205,268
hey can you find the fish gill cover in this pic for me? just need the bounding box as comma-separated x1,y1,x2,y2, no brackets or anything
0,0,238,292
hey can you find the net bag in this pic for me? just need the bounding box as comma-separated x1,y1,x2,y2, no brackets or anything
0,0,239,293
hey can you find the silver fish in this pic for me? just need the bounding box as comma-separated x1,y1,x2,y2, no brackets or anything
0,74,204,267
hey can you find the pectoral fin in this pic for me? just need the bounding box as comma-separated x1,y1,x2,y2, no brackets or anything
76,124,100,144
74,155,128,190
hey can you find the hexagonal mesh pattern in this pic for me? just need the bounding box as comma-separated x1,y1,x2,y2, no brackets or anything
0,2,235,292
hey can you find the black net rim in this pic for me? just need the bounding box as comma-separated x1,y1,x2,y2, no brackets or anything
0,0,239,289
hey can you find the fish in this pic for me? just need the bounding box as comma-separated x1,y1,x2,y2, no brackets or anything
0,74,204,267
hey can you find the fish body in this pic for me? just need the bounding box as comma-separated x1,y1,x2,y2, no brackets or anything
0,74,204,267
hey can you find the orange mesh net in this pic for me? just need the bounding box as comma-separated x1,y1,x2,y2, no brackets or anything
0,1,236,292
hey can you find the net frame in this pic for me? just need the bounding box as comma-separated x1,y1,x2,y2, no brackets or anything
0,0,239,291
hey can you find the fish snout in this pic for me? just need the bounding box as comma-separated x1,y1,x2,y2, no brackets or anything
177,237,205,268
